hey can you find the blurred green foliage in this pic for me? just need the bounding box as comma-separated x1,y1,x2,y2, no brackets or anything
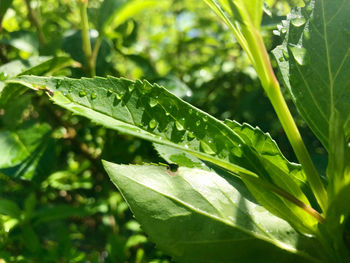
0,0,326,262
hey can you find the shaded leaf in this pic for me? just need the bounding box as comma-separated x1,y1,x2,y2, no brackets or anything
103,162,322,263
0,121,53,179
0,199,21,218
0,30,38,53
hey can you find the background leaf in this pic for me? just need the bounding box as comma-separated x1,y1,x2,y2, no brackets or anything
272,0,350,150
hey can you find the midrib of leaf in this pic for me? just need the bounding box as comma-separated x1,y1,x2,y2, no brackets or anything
108,164,322,262
321,0,334,115
116,167,301,254
45,78,255,176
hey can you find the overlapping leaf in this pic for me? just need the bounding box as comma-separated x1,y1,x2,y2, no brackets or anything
0,122,54,180
104,162,323,263
8,75,320,234
272,0,350,150
0,56,72,98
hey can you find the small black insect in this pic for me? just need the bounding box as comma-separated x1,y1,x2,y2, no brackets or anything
167,163,179,176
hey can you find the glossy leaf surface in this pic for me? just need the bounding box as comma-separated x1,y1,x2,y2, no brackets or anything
103,162,321,263
273,0,350,149
9,75,319,234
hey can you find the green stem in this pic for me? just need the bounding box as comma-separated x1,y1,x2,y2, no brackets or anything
78,1,95,77
24,0,46,45
267,81,328,212
244,27,328,212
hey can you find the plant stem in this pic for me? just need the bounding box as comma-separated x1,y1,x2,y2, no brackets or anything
24,0,46,45
242,172,325,223
246,29,328,212
267,78,328,212
78,1,95,77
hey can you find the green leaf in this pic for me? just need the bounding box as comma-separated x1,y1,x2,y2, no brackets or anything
103,162,322,263
0,56,73,100
224,120,308,198
9,75,319,234
0,30,38,53
103,0,161,35
97,0,127,32
0,121,53,179
33,205,92,226
272,0,350,149
153,143,207,170
0,0,13,22
0,199,21,218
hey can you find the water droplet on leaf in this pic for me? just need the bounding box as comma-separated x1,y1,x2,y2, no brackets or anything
187,131,195,140
149,97,158,108
149,119,157,129
175,121,184,131
282,50,289,60
303,31,310,40
188,109,193,114
56,80,62,87
289,45,308,66
115,93,123,100
291,17,306,27
306,5,313,14
196,120,201,126
128,84,135,92
184,144,189,149
79,91,87,97
202,115,208,122
200,141,215,155
91,93,97,99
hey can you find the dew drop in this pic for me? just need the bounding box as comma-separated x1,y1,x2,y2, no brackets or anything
200,141,215,155
140,82,152,94
79,91,87,97
202,115,208,122
282,50,289,60
107,89,113,96
238,144,242,148
149,119,158,129
188,108,193,114
279,56,284,62
56,80,62,87
281,28,287,34
165,111,170,116
128,84,135,92
306,5,313,14
175,121,184,131
115,93,123,100
289,45,308,66
184,144,189,149
187,131,195,140
196,120,201,126
291,17,306,27
149,97,158,108
91,93,97,99
303,31,310,40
